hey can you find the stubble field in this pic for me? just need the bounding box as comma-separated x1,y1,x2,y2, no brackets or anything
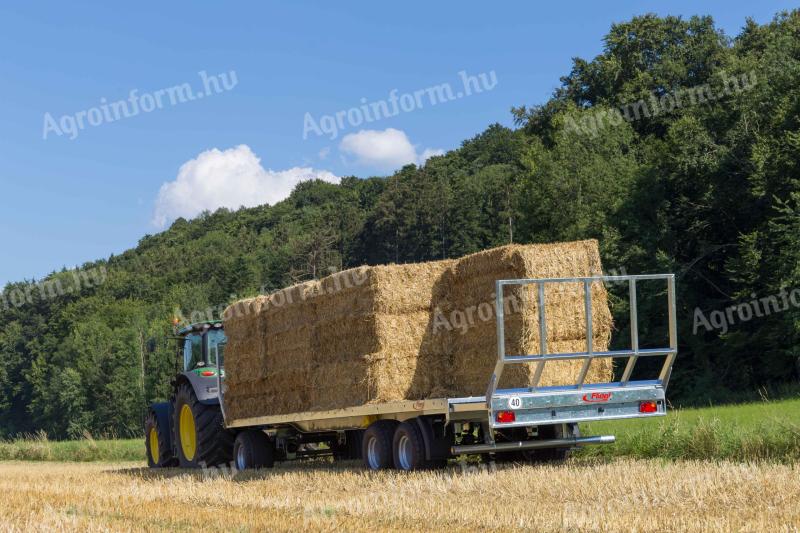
1,458,798,532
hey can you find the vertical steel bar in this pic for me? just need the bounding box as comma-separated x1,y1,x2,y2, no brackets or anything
538,282,547,356
576,280,593,388
496,281,506,362
530,358,545,391
621,278,638,385
668,275,677,350
629,278,639,354
529,282,548,391
659,276,678,385
584,280,593,354
487,281,506,404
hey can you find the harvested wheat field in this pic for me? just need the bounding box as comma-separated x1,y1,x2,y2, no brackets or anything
0,459,797,532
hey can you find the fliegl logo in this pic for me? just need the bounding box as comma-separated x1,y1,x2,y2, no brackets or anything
582,392,612,403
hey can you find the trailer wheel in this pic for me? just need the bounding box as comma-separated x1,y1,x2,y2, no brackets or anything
392,421,428,471
363,420,398,470
233,430,274,470
174,382,233,468
145,409,176,468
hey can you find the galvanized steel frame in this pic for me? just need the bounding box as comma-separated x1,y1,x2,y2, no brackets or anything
487,274,678,403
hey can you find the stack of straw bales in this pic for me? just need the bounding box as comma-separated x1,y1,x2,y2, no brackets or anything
436,240,613,395
222,239,613,420
222,261,454,420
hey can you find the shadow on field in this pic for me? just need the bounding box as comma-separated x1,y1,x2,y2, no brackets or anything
111,459,369,482
109,457,588,483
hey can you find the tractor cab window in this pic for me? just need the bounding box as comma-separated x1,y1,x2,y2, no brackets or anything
206,328,226,368
183,333,203,371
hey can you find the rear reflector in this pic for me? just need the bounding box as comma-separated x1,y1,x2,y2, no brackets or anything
639,400,658,413
496,410,516,423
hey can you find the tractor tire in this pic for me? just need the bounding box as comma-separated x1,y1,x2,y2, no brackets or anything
233,430,275,470
174,382,233,468
145,409,176,468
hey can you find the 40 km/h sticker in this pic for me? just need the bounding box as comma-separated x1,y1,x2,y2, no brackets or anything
508,396,523,409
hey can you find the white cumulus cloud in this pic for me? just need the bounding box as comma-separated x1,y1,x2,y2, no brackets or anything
153,144,338,228
339,128,444,170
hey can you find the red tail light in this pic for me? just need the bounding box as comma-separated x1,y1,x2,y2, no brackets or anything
200,370,216,377
496,410,516,423
639,400,658,413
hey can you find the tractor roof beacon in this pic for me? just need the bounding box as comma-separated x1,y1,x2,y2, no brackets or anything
146,274,678,472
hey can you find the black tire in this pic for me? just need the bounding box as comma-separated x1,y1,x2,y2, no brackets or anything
332,430,364,461
174,382,233,468
145,410,176,468
362,420,399,470
392,421,428,471
233,430,275,470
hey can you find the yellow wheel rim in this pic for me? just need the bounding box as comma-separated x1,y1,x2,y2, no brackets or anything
179,404,196,461
149,427,160,463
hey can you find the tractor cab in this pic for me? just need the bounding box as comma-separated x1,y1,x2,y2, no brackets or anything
176,320,226,375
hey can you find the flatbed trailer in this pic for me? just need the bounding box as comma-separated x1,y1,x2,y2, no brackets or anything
214,274,677,471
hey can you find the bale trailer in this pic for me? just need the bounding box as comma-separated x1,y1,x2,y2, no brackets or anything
146,274,677,471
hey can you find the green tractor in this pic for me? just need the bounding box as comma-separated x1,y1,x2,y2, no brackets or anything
145,320,233,468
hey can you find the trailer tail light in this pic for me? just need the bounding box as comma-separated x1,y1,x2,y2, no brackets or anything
201,370,216,377
496,410,516,423
639,400,658,413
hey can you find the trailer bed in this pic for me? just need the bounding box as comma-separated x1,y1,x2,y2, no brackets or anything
225,380,665,432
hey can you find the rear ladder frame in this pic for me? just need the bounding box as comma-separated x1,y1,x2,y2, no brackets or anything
483,274,677,443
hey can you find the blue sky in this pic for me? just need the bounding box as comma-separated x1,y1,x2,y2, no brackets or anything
0,1,795,287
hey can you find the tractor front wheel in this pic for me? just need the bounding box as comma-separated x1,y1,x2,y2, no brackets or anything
145,409,175,468
174,382,233,468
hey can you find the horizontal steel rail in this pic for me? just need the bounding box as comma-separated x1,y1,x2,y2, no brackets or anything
497,274,674,284
504,348,675,363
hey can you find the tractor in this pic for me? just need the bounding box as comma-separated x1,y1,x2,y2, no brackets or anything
144,320,233,468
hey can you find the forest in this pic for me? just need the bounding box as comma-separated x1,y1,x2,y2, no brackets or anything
2,12,799,438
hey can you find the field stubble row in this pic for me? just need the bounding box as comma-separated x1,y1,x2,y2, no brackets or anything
0,458,797,532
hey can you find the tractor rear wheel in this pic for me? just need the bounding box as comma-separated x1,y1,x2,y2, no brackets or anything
174,382,233,468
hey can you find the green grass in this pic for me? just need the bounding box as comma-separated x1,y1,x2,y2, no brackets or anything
2,397,799,463
578,397,800,462
0,434,143,462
